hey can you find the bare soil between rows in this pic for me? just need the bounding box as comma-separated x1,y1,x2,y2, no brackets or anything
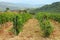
0,19,60,40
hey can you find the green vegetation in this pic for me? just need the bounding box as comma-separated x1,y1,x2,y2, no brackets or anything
0,10,60,37
12,13,32,35
0,12,32,35
47,13,60,22
35,12,53,37
0,1,60,37
31,2,60,13
0,12,15,24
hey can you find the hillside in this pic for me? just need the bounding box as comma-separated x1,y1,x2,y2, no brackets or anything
0,2,43,11
32,2,60,13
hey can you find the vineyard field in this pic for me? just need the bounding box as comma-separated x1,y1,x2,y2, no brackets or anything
0,12,60,40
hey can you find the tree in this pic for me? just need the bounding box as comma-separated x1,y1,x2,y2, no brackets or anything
5,8,10,12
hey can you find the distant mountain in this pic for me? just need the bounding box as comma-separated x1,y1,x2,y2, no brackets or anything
0,2,43,11
33,2,60,12
0,2,20,11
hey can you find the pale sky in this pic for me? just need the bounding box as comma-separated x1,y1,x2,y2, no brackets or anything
0,0,60,4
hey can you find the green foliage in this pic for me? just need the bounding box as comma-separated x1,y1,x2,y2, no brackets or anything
32,2,60,13
0,12,15,24
36,12,53,37
12,13,32,35
41,20,53,37
47,13,60,22
0,12,32,35
13,15,20,35
5,8,10,12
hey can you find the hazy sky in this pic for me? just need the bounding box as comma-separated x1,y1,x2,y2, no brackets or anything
0,0,60,4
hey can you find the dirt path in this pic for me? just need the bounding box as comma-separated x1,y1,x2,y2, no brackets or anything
0,18,60,40
0,22,14,40
8,19,60,40
8,18,44,40
50,20,60,39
